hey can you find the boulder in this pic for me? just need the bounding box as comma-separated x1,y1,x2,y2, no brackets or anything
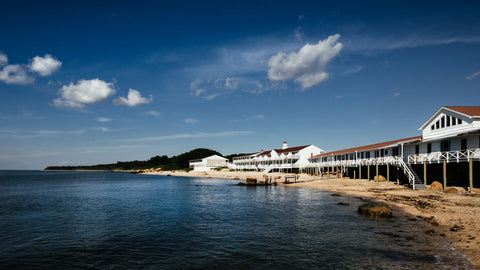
246,178,257,185
471,188,480,194
430,181,443,190
444,186,466,194
373,175,387,182
358,202,393,218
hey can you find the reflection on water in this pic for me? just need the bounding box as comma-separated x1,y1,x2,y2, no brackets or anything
0,171,474,269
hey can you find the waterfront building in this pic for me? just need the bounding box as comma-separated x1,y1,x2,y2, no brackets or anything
231,142,324,173
308,106,480,190
189,155,229,171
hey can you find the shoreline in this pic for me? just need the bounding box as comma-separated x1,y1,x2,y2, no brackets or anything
143,169,480,269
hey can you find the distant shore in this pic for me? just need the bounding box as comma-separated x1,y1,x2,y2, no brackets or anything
142,169,480,268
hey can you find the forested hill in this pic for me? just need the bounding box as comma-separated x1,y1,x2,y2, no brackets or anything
44,148,223,171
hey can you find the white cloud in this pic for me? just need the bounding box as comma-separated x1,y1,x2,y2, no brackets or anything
53,78,116,109
113,89,152,107
97,117,112,122
190,78,205,97
224,77,240,89
29,54,62,76
123,131,252,142
294,27,304,41
184,118,198,124
146,110,162,117
466,71,480,80
0,64,34,85
393,92,401,97
0,52,7,66
268,34,343,89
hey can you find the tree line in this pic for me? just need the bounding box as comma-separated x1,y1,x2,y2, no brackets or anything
45,148,241,171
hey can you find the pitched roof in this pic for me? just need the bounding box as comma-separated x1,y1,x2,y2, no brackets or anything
257,150,272,156
419,106,480,130
310,136,422,159
444,106,480,117
274,145,310,154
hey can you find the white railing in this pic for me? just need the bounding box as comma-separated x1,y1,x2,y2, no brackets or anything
396,157,420,190
408,148,480,164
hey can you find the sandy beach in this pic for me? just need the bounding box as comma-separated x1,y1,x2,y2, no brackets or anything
142,169,480,269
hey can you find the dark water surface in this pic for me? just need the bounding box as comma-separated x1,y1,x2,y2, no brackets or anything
0,171,473,269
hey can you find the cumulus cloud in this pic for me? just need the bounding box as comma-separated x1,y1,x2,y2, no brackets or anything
53,79,116,109
113,89,152,107
29,54,62,76
393,92,401,97
0,64,34,85
268,34,343,89
466,71,480,80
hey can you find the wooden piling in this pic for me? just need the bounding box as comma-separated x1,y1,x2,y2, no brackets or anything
397,166,400,185
424,163,427,186
443,161,447,190
359,166,362,180
367,165,370,181
387,164,390,182
469,158,473,192
375,164,379,182
354,170,356,180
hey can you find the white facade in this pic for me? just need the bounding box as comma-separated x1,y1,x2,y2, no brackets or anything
307,106,480,189
420,107,480,141
232,142,324,172
189,155,229,171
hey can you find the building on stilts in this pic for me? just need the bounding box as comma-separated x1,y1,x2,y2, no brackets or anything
307,106,480,191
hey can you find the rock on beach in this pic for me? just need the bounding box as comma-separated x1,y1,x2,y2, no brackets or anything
358,202,393,218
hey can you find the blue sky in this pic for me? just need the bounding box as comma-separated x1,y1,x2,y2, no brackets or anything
1,0,480,169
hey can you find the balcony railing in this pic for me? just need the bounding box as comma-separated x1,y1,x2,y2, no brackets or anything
408,148,480,164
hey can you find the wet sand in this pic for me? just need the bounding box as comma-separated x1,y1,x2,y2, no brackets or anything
142,169,480,269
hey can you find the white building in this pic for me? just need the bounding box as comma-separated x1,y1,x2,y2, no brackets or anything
232,142,324,173
308,106,480,190
189,155,229,171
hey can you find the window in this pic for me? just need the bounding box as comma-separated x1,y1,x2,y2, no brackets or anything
441,140,450,152
441,116,445,128
461,138,467,151
458,118,462,124
427,143,432,154
452,117,456,126
385,149,388,155
415,145,419,155
381,149,384,157
361,152,364,159
436,121,440,129
431,125,434,130
375,150,379,158
366,152,370,158
446,116,450,127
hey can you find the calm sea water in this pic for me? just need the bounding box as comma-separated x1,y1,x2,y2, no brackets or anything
0,171,473,269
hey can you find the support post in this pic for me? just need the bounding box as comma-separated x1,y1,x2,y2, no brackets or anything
443,161,447,190
469,158,473,192
387,164,390,182
359,166,362,180
354,170,356,180
397,166,399,185
375,164,379,182
367,165,370,181
424,163,427,186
